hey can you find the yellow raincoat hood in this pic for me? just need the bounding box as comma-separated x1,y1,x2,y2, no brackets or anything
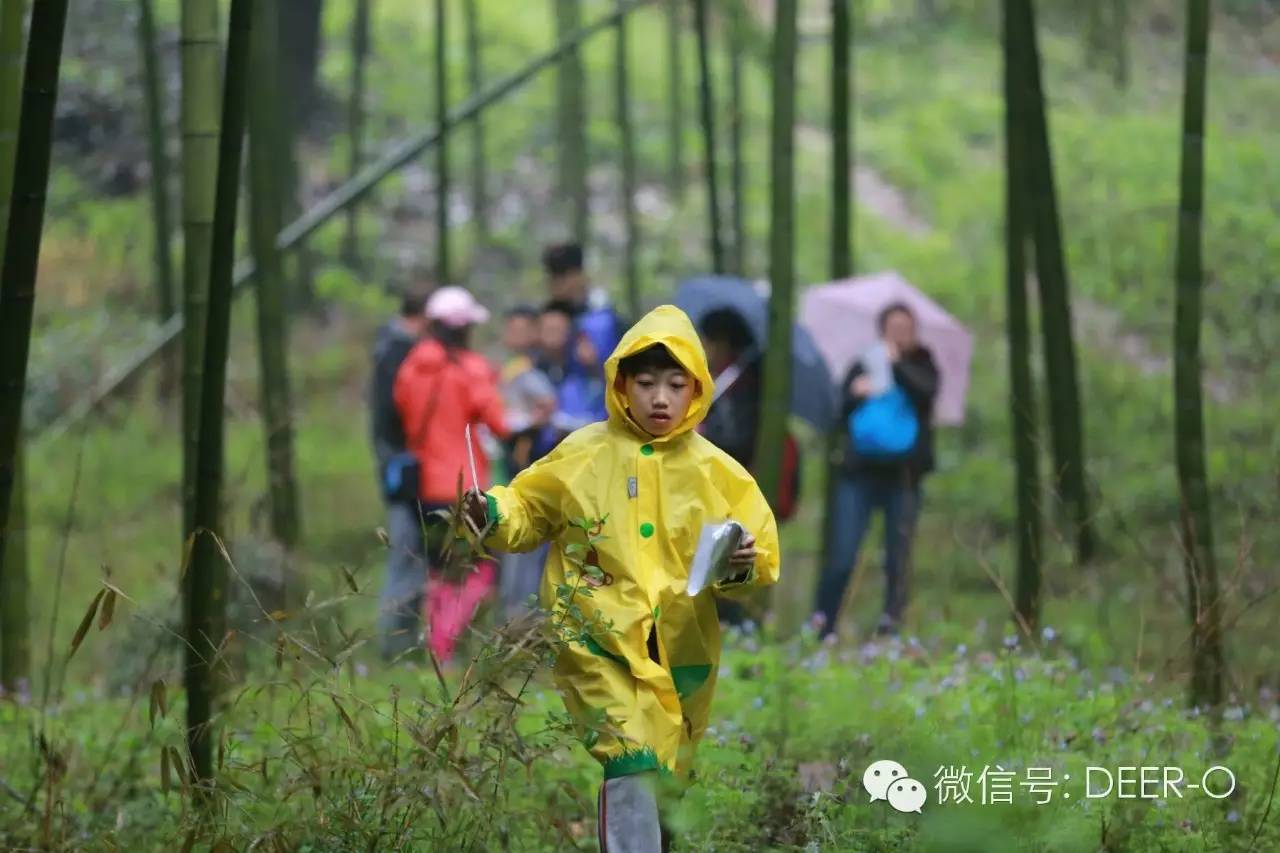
603,304,716,442
485,305,780,780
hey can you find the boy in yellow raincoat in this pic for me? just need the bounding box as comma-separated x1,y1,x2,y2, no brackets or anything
461,305,780,851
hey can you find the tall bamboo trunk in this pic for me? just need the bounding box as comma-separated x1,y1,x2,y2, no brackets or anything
180,0,221,538
753,0,797,505
665,0,684,200
249,0,300,552
1172,0,1222,710
691,0,722,273
463,0,488,240
343,0,371,266
0,0,30,694
726,0,745,276
821,0,854,577
554,0,589,246
1004,0,1043,633
1,441,28,691
0,1,70,657
435,0,450,281
137,0,177,352
277,0,317,308
1112,0,1129,89
614,0,640,319
829,0,852,280
186,0,253,785
1017,0,1095,563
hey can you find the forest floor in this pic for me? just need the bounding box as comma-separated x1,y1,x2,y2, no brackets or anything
4,3,1280,850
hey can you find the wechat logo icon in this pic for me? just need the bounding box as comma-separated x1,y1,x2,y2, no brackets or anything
863,759,927,814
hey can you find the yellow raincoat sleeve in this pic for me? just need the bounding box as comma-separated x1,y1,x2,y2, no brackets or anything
709,452,781,592
483,436,580,553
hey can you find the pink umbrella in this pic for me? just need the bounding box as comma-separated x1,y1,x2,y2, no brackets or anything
800,272,973,425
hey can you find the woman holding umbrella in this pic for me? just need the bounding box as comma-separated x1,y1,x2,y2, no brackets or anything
813,302,939,639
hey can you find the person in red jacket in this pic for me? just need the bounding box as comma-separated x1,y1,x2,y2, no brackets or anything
387,286,508,662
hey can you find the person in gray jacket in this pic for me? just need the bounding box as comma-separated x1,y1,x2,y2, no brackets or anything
371,290,428,659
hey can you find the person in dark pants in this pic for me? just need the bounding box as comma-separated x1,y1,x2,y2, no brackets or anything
699,309,762,629
813,302,939,639
371,290,429,658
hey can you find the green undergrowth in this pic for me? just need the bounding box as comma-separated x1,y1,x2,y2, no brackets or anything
3,628,1277,851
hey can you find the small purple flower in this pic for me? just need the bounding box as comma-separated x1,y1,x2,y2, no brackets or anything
1003,634,1020,650
1041,626,1057,643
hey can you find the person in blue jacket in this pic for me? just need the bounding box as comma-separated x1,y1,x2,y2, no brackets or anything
542,242,625,419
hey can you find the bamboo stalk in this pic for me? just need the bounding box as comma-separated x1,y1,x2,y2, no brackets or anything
343,0,371,265
1004,0,1043,632
615,0,640,319
137,0,177,335
753,0,797,504
1017,0,1095,563
463,0,488,239
726,0,745,276
186,0,253,785
180,0,221,537
435,0,450,281
249,0,300,551
0,0,71,673
554,0,589,245
691,0,723,273
0,0,29,694
1172,0,1222,709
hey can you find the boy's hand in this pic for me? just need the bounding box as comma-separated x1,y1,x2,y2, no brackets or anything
730,533,757,568
460,490,489,538
851,376,874,398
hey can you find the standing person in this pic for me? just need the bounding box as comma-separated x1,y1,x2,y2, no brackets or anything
499,305,557,474
372,290,429,659
457,305,780,850
497,305,558,620
393,286,510,662
543,242,625,393
813,302,939,639
538,300,606,441
698,308,762,469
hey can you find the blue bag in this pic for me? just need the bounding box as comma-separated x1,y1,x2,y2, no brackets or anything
382,451,421,503
849,385,919,458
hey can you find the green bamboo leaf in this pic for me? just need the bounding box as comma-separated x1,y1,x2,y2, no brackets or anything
149,679,168,729
160,745,170,793
68,589,105,659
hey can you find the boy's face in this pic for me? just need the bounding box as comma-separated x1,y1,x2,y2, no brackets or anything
503,315,535,353
625,368,695,437
539,311,572,358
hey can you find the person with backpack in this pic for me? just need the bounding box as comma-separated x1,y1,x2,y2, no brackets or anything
389,286,509,662
372,290,430,659
813,301,939,639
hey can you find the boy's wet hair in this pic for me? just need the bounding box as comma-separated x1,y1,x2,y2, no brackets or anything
542,242,584,277
618,344,686,378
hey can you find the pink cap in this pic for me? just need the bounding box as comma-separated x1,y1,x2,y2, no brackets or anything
425,286,491,327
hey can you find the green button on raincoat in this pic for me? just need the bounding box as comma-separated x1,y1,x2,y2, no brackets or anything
485,305,781,779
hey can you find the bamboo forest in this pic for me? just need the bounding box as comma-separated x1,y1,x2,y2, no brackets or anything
2,0,1279,849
